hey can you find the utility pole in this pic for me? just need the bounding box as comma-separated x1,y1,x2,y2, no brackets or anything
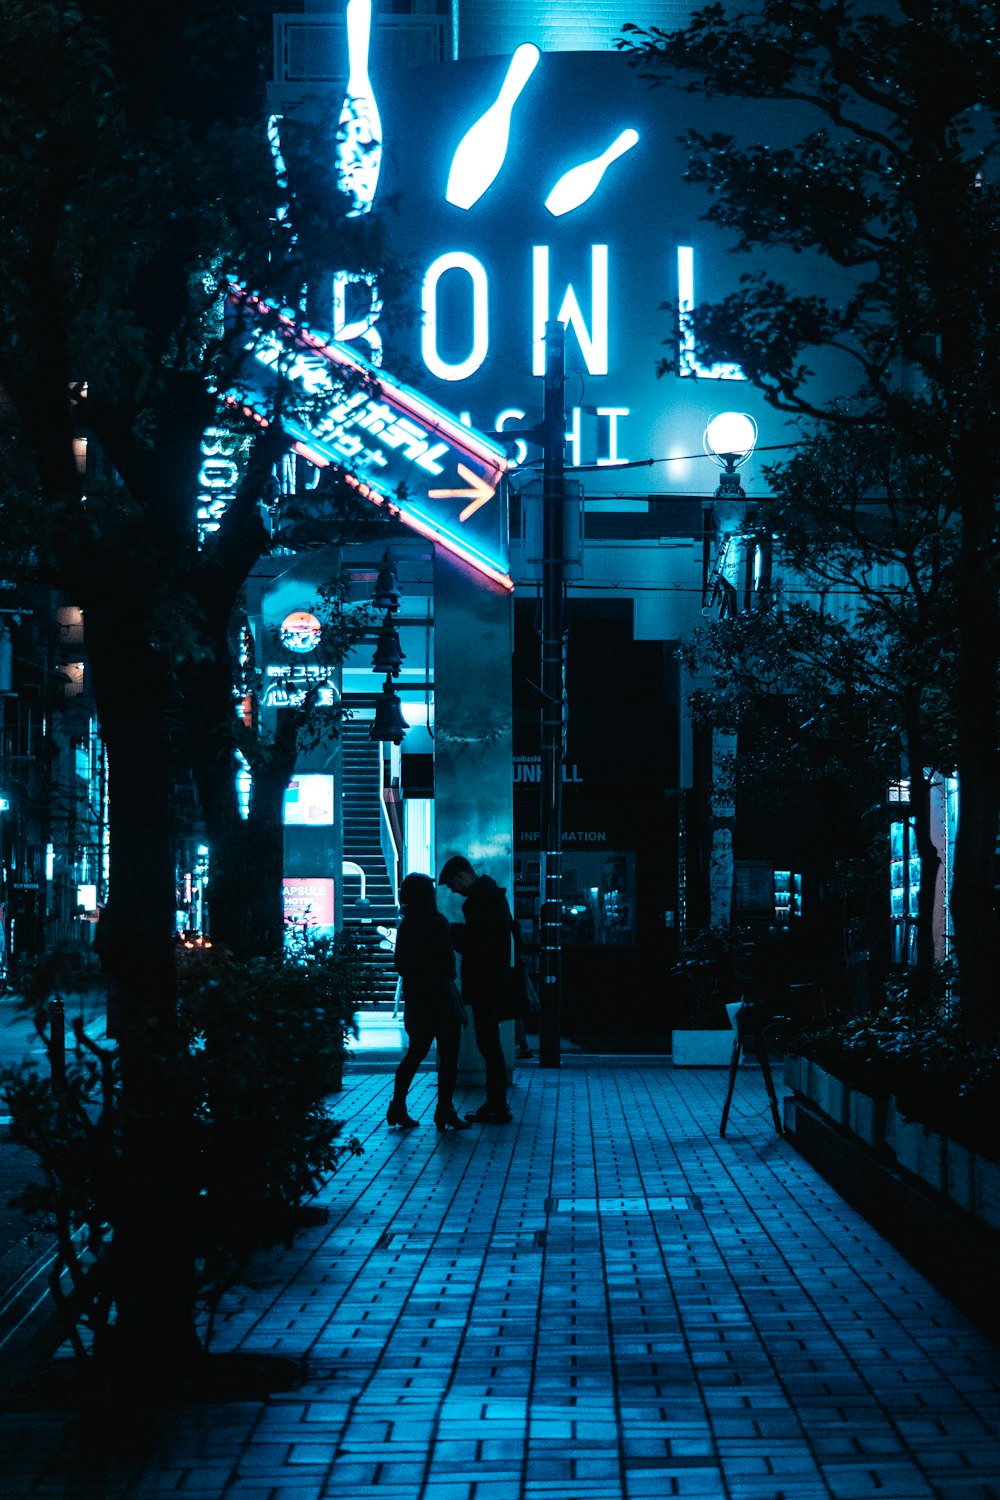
538,320,565,1069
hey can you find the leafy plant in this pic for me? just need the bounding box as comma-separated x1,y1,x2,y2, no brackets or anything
672,925,753,1027
788,989,1000,1163
176,931,364,1327
0,936,366,1368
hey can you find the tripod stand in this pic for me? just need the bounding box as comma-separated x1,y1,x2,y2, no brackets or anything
719,984,826,1139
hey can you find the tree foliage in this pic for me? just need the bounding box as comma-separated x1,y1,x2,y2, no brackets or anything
0,0,388,1383
621,0,999,1030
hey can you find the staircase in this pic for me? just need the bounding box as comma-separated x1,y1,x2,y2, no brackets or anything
341,717,399,1006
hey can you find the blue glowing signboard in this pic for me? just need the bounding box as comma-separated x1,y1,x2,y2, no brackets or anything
303,51,854,501
225,285,512,587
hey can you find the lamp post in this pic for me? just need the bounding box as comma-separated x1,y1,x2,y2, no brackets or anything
700,413,758,931
702,413,758,618
369,552,408,745
538,320,566,1069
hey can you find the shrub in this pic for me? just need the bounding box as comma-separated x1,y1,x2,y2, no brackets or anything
0,933,366,1362
788,1003,1000,1163
177,933,363,1308
672,925,753,1028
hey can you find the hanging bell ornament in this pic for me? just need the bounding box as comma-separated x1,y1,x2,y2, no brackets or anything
369,676,408,744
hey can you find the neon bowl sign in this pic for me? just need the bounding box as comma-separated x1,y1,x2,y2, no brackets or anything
315,49,774,494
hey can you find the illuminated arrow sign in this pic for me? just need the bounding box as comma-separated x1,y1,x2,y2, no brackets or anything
224,284,512,588
429,463,498,521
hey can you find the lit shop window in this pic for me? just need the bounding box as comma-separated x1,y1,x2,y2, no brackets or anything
773,870,802,924
890,818,920,966
56,606,85,645
57,661,85,697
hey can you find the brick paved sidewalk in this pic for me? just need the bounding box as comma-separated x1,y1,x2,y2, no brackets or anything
3,1062,1000,1499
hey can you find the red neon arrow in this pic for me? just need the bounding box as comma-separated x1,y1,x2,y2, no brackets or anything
428,464,497,522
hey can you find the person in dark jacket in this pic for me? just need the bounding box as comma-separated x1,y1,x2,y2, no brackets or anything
388,873,469,1132
438,854,513,1124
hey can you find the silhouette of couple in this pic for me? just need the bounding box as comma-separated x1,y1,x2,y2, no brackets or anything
386,855,516,1131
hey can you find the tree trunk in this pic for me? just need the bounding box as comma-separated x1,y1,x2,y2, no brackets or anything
211,812,286,959
87,606,200,1387
183,630,290,959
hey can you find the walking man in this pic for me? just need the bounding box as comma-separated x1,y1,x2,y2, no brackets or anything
438,854,513,1123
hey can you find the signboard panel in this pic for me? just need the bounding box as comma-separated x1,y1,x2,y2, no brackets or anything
225,285,511,586
283,876,336,927
283,774,336,827
305,51,856,501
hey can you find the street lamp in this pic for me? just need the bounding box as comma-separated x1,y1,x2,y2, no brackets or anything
370,676,408,744
373,550,401,611
702,413,758,619
701,414,759,936
703,411,757,483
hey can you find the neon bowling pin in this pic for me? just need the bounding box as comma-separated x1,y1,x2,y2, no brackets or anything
446,43,540,210
544,128,640,217
266,114,291,223
337,0,382,216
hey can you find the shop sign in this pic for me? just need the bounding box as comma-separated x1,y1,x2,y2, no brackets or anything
280,610,322,652
340,50,795,496
264,662,337,708
283,877,335,928
224,285,512,586
514,755,583,785
518,830,607,844
283,775,336,827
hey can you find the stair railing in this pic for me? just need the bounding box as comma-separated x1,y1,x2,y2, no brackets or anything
379,787,401,908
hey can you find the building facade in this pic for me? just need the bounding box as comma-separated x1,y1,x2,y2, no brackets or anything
257,0,928,1040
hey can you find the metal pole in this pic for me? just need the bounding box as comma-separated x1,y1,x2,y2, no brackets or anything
49,997,66,1089
538,320,565,1069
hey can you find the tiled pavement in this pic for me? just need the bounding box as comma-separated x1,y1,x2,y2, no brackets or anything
3,1057,1000,1499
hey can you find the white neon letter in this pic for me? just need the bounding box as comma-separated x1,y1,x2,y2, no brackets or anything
332,272,383,365
565,407,581,468
596,407,629,465
422,252,489,381
677,246,745,381
496,408,527,466
533,246,609,376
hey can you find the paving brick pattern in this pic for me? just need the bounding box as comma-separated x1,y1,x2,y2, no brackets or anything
3,1062,1000,1498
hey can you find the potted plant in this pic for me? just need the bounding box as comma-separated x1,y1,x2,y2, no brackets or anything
784,987,1000,1225
670,925,748,1066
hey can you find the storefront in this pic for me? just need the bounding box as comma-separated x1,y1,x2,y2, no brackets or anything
256,25,863,1033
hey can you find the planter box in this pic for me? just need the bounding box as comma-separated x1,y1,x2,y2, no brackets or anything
916,1130,946,1194
783,1054,802,1092
813,1066,847,1126
786,1096,1000,1344
885,1095,903,1158
893,1114,925,1176
671,1029,735,1067
974,1155,1000,1232
848,1089,885,1149
946,1139,975,1212
885,1100,943,1187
